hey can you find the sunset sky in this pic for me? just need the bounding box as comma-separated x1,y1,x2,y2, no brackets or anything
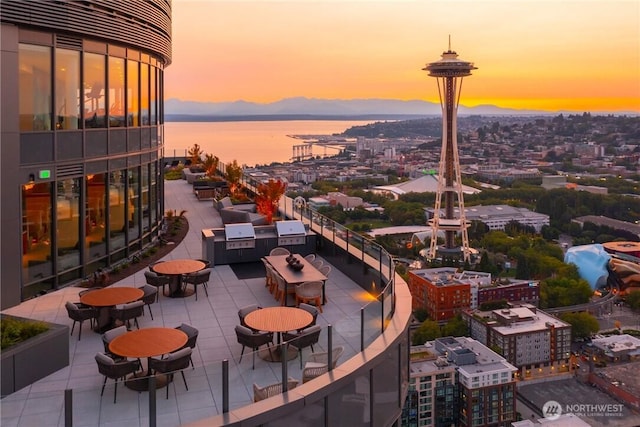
165,0,640,113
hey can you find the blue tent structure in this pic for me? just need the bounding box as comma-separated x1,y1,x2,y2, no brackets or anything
564,244,611,290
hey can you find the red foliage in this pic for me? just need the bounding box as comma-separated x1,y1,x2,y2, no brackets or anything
255,179,287,223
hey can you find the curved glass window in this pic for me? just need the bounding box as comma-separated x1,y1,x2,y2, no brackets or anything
56,178,81,271
140,63,149,125
86,173,107,260
150,66,157,125
128,167,140,242
84,53,106,128
127,59,139,126
22,182,53,282
19,44,52,131
109,170,127,252
108,57,125,127
55,48,81,130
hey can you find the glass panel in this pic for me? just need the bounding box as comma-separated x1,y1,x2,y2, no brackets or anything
362,300,383,348
56,178,81,271
372,345,400,427
327,373,371,426
19,44,52,131
150,66,157,125
128,167,140,241
86,173,107,260
127,59,139,126
140,62,149,125
22,182,53,282
109,170,126,252
84,52,106,128
55,48,80,130
141,164,150,234
150,162,158,227
108,56,125,127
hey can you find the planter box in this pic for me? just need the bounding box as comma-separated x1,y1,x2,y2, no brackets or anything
1,315,69,397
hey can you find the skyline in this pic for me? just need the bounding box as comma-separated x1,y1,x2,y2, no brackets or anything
165,0,640,114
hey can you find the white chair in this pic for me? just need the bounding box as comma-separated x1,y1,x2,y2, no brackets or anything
253,378,299,402
303,254,316,263
302,346,344,383
295,281,323,312
311,259,324,269
269,247,290,256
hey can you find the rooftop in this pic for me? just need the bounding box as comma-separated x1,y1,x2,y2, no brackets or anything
0,179,373,426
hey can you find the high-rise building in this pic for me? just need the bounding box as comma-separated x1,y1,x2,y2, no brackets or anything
423,44,476,262
403,336,517,427
0,1,172,308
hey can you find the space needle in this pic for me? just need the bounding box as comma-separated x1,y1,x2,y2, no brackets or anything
423,40,476,263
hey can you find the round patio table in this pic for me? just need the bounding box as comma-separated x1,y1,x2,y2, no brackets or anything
244,306,313,362
109,327,188,391
151,259,205,298
80,287,144,332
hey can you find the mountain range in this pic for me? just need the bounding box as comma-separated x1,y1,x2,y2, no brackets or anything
164,97,554,121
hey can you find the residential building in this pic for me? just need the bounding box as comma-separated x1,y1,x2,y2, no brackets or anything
408,267,472,322
403,336,517,427
590,334,640,362
477,279,540,308
427,205,550,233
1,1,171,309
462,304,572,379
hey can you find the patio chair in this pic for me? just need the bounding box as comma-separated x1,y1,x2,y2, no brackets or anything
294,281,324,313
297,303,319,330
303,253,316,263
182,268,211,301
274,272,296,306
102,325,128,359
175,323,199,368
137,284,158,320
261,258,274,290
149,347,192,399
65,301,98,341
110,300,144,330
235,325,273,370
196,258,211,268
269,247,290,256
265,263,279,295
311,259,324,269
282,325,322,369
95,352,141,403
238,304,262,331
144,270,170,302
302,346,344,383
253,378,299,402
318,264,331,277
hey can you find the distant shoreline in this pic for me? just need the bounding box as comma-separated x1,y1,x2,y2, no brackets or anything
165,114,427,122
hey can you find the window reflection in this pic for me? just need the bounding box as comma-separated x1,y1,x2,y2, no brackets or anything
55,48,81,130
128,167,140,241
56,178,81,271
127,60,139,126
109,170,127,251
108,57,125,127
86,173,107,259
150,66,157,125
19,44,52,131
22,182,53,282
150,162,158,226
84,53,106,128
141,164,150,233
140,63,149,125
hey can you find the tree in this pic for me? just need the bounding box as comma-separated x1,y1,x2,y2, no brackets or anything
539,276,592,308
255,179,287,224
560,312,599,340
626,290,640,311
225,160,243,197
442,315,468,337
202,153,219,179
187,143,204,165
412,320,441,345
413,308,429,323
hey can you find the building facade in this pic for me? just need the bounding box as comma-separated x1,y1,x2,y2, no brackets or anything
463,305,572,379
408,268,472,322
1,1,172,308
476,279,540,308
403,336,517,427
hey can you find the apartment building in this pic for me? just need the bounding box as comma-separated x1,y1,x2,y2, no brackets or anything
403,336,517,427
463,305,572,379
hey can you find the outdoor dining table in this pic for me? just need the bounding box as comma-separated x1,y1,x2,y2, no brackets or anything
80,287,144,333
244,306,313,362
151,259,205,298
108,327,188,391
264,254,328,307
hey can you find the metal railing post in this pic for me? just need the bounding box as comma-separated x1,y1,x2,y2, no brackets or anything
64,389,72,427
281,342,289,391
328,325,334,371
223,359,229,413
149,376,157,427
360,307,365,352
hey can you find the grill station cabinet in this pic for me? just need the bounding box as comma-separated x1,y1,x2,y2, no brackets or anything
276,220,306,246
225,223,256,250
202,221,316,266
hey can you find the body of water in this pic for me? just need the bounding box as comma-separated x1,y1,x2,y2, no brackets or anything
163,120,374,167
